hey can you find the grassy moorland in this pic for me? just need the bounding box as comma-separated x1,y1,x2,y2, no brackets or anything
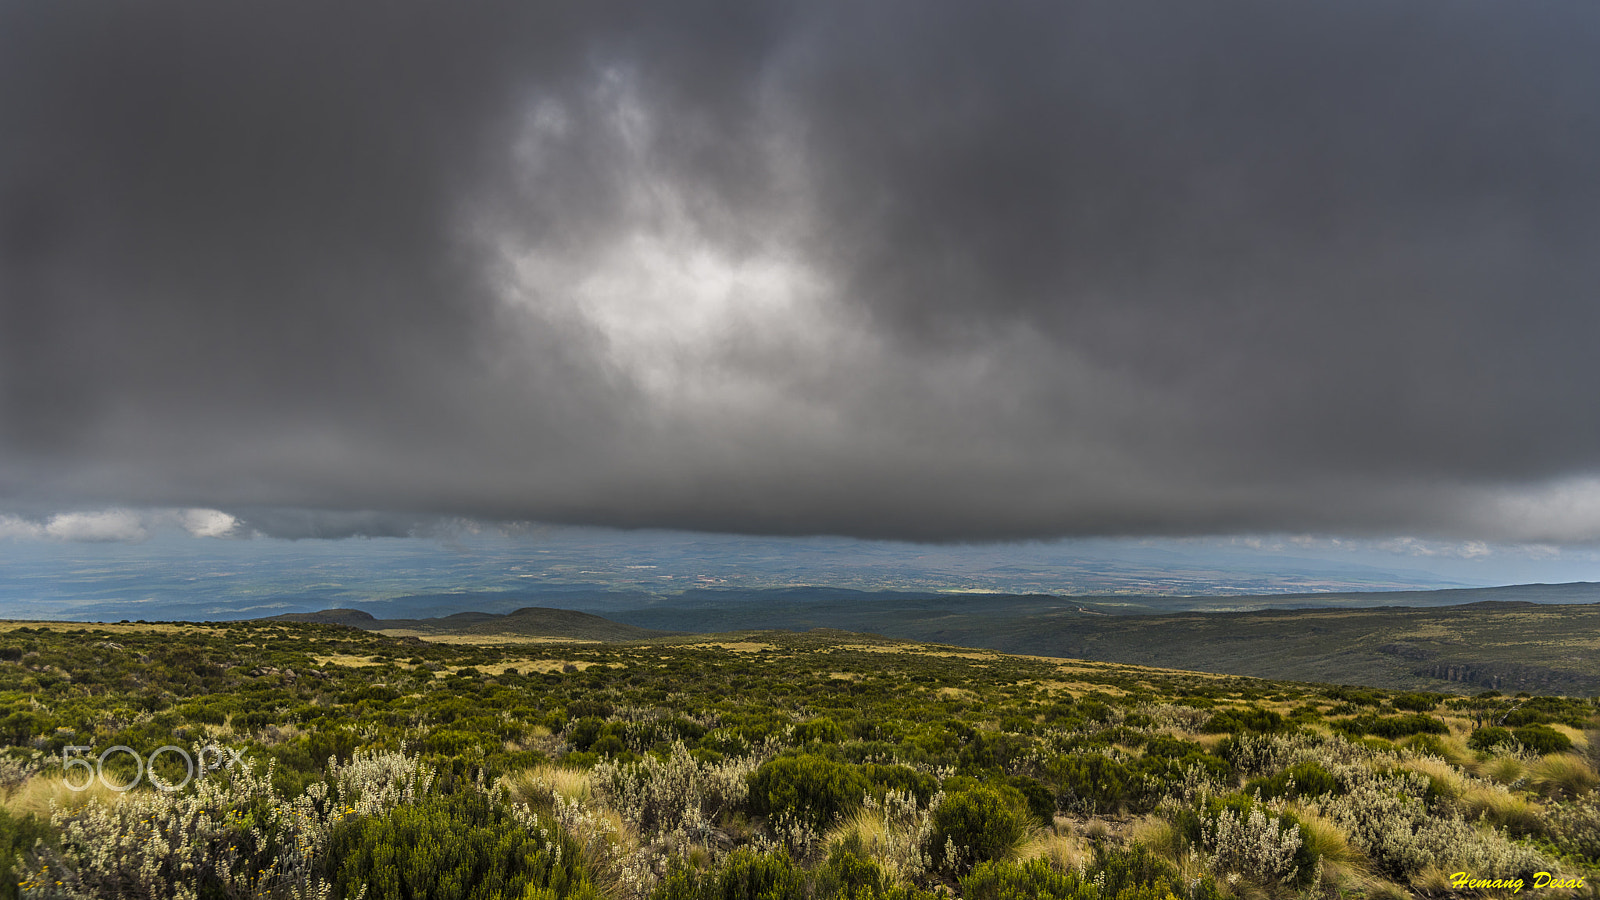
0,621,1596,899
602,595,1600,696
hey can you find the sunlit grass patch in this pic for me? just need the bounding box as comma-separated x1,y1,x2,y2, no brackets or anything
1528,753,1599,799
1017,829,1090,872
1480,754,1527,787
1460,784,1544,837
502,763,594,809
2,774,124,818
1285,803,1368,888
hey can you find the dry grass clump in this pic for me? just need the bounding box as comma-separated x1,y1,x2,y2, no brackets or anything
1416,732,1475,768
1527,753,1599,799
501,763,594,810
1413,865,1461,896
1459,785,1543,837
1398,755,1466,802
1129,815,1183,861
1017,831,1090,872
1480,754,1528,787
1285,805,1367,890
822,789,939,882
2,775,125,819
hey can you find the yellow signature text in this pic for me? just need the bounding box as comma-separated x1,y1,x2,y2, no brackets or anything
1451,872,1587,893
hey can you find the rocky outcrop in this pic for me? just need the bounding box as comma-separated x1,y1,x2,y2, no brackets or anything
1413,660,1598,694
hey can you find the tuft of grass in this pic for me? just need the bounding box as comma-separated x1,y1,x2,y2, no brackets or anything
1459,785,1544,837
1017,830,1090,872
1527,753,1599,799
1128,815,1183,861
824,808,891,856
1481,754,1527,787
1284,803,1368,894
1081,817,1112,842
500,763,592,810
1399,755,1466,802
2,775,123,818
1414,865,1460,896
1361,879,1412,900
1406,731,1474,768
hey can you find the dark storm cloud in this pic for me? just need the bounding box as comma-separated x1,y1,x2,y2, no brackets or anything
4,1,1600,541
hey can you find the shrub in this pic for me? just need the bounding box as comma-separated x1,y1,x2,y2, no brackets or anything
0,808,51,900
1545,795,1600,862
748,754,871,830
861,764,938,806
19,750,437,900
963,846,1221,900
1045,753,1130,814
651,844,939,900
929,785,1032,874
1314,768,1554,881
1003,775,1056,825
813,836,940,900
1469,727,1514,752
825,788,939,884
651,850,806,900
1392,693,1444,713
1513,725,1574,755
1334,714,1448,739
1401,733,1454,761
324,790,600,900
795,718,847,745
1202,707,1287,734
1170,794,1315,887
962,856,1085,900
1245,760,1339,801
593,742,759,841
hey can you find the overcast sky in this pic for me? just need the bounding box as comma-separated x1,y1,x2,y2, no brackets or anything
5,2,1600,545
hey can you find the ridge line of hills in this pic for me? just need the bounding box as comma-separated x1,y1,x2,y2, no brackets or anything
261,581,1600,696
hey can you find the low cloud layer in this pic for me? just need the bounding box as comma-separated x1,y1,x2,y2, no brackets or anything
5,2,1600,542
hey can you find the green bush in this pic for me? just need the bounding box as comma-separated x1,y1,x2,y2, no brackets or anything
929,785,1032,874
794,718,847,745
1392,693,1444,712
963,846,1221,900
1469,726,1515,752
652,850,807,900
1513,725,1574,755
1470,724,1574,755
1045,753,1130,814
1334,713,1448,739
1170,794,1317,888
748,754,871,829
1245,760,1339,801
0,808,52,900
861,763,939,805
322,791,599,900
1004,775,1056,825
1202,707,1286,734
1133,738,1231,804
651,844,939,900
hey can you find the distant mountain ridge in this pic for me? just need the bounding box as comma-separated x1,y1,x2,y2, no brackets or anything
263,606,671,642
259,583,1600,694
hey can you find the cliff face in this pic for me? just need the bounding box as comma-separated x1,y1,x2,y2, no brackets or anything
1411,661,1598,695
